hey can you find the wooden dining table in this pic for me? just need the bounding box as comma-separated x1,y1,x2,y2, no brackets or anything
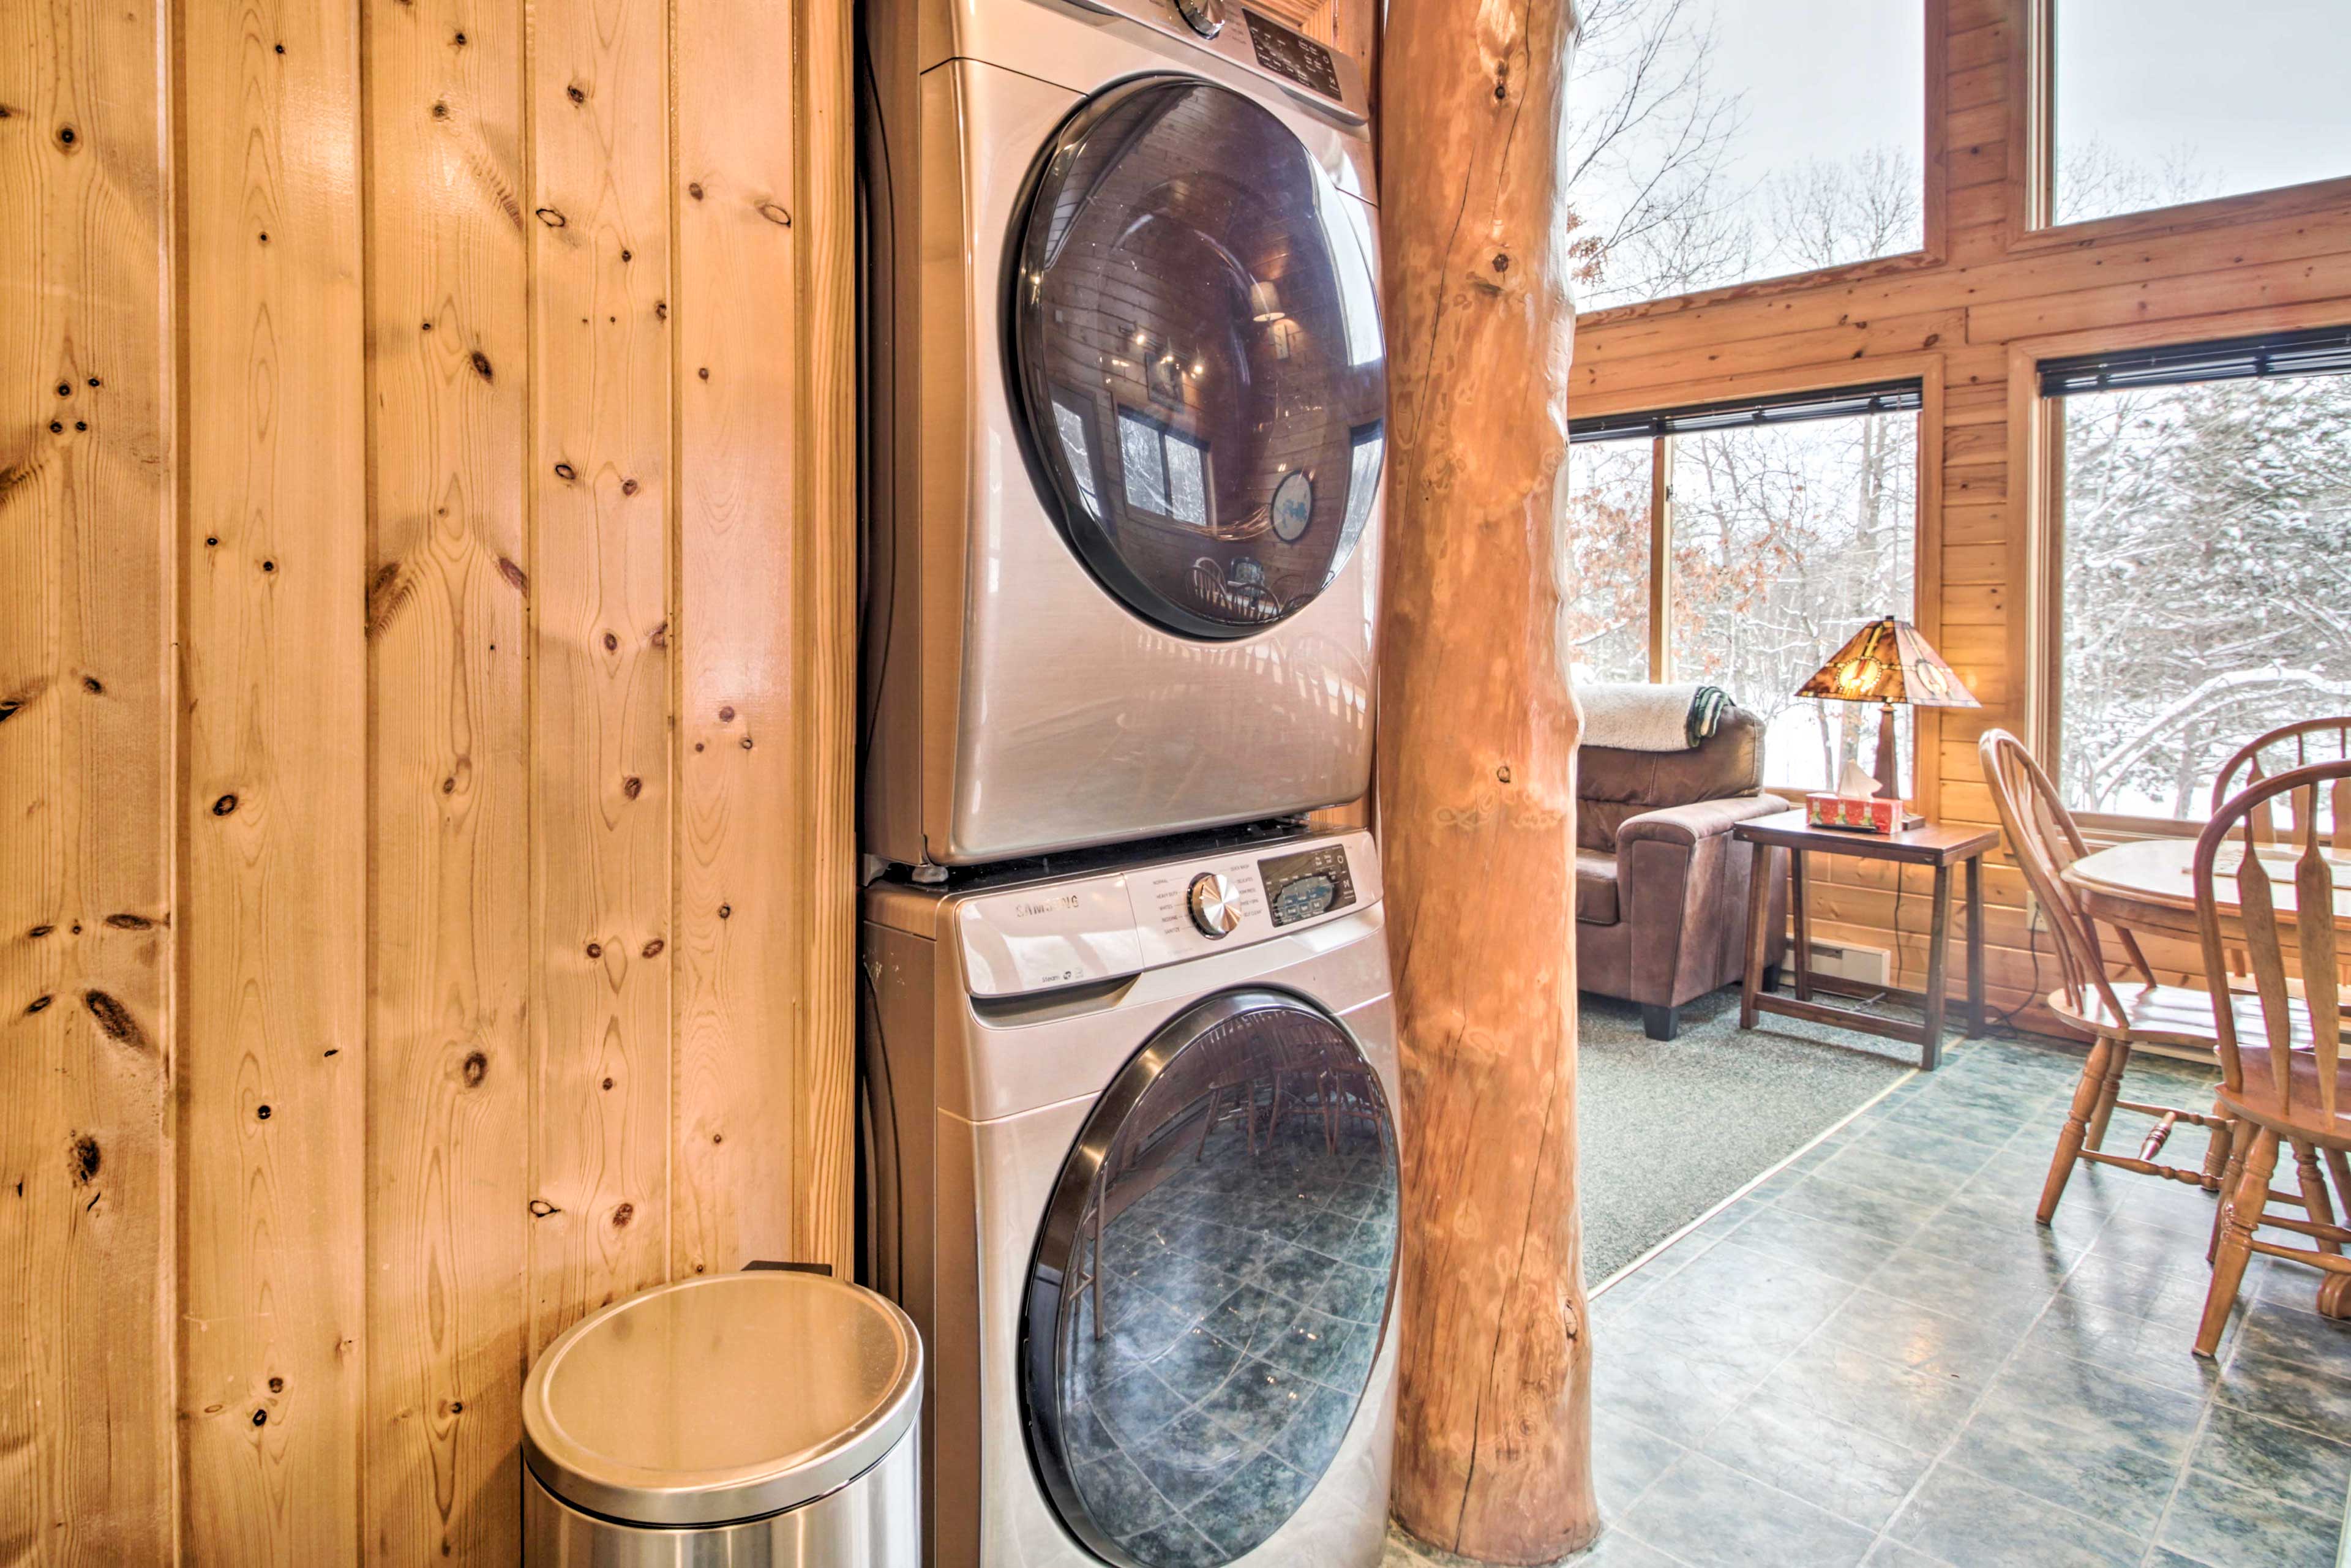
2061,836,2351,1318
2063,836,2351,945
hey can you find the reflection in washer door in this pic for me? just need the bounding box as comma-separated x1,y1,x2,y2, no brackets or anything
1020,991,1400,1568
1008,77,1387,641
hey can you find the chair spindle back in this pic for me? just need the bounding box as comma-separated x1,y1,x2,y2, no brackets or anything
2195,760,2349,1122
1980,729,2156,1029
2211,718,2351,843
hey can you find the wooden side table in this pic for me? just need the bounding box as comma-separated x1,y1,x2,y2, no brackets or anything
1734,809,2000,1070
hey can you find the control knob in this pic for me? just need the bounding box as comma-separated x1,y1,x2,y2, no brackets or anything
1187,872,1242,938
1173,0,1226,37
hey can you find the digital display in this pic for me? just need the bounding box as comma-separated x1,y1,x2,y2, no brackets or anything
1242,9,1343,100
1259,844,1357,927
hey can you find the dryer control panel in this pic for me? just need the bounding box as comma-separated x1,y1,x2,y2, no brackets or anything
955,830,1380,997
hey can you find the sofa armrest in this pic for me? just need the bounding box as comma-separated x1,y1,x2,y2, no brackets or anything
1614,792,1791,850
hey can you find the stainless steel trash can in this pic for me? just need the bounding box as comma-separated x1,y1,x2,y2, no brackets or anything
522,1269,922,1567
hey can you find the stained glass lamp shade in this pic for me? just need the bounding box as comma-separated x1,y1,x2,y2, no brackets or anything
1796,617,1981,801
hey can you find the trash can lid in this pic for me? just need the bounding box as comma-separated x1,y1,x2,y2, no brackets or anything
522,1270,923,1527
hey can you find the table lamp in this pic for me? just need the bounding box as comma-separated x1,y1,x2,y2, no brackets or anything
1796,616,1981,805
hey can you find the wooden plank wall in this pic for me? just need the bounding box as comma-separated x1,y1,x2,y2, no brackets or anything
0,0,177,1559
0,0,854,1559
1569,0,2351,1037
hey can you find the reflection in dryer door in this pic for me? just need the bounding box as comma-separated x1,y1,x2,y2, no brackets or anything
1019,989,1399,1568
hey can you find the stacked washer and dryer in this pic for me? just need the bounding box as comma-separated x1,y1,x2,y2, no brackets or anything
855,0,1397,1563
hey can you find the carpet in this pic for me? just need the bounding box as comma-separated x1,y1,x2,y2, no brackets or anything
1578,987,1915,1284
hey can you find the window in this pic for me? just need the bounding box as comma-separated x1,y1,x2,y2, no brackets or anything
1338,422,1384,557
1563,0,1925,312
1569,383,1922,791
2044,328,2351,822
1052,392,1105,522
2049,0,2351,229
1117,409,1210,526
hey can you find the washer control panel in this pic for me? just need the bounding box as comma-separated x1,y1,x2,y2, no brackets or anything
1186,872,1243,936
1241,9,1341,100
956,830,1379,996
1048,0,1370,123
1258,839,1357,927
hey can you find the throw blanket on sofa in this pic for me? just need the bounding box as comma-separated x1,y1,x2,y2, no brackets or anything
1580,681,1733,752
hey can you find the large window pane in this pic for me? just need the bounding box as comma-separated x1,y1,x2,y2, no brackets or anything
2053,1,2351,228
1564,0,1924,312
2057,374,2351,818
1564,440,1652,685
1670,411,1918,792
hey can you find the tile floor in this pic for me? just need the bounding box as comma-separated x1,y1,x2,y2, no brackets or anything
1390,1033,2351,1568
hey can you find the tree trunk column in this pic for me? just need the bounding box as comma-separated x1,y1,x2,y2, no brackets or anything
1377,0,1596,1562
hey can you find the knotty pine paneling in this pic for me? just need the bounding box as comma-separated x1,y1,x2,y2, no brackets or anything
1571,0,2351,1045
361,0,533,1555
177,0,372,1556
2,0,853,1557
525,0,677,1363
0,0,176,1555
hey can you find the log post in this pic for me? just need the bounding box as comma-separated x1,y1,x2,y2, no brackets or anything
1377,0,1596,1561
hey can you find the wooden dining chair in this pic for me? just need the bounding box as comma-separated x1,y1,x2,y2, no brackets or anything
2192,759,2351,1354
1979,730,2237,1220
2211,718,2351,841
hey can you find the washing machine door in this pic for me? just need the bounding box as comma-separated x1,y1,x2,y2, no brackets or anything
1007,77,1386,642
1019,989,1400,1568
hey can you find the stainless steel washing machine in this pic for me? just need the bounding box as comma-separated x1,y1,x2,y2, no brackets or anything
859,0,1386,869
859,825,1399,1567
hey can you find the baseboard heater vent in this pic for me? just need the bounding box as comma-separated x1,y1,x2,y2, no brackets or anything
1804,939,1891,988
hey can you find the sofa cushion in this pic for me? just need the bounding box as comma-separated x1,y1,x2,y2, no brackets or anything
1578,705,1767,852
1575,850,1620,925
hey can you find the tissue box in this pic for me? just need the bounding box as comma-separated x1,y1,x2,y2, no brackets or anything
1805,792,1901,834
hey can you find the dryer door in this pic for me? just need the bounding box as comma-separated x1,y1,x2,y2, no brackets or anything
1019,989,1399,1568
1008,77,1386,641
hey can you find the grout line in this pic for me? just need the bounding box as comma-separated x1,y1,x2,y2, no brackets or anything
2341,1455,2351,1568
2134,1396,2214,1568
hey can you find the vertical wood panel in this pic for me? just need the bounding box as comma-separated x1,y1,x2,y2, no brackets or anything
789,0,858,1275
527,0,675,1352
671,0,801,1278
0,0,177,1556
178,0,370,1556
10,0,864,1553
362,0,531,1556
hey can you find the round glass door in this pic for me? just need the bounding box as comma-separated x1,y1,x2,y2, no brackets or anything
1019,990,1399,1568
1008,77,1387,640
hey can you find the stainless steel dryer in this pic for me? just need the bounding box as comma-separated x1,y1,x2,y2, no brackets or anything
859,826,1399,1568
859,0,1386,869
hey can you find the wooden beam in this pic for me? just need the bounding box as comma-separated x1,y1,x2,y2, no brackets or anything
1377,0,1597,1559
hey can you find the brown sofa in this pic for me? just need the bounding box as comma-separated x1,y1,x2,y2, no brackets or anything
1577,705,1790,1041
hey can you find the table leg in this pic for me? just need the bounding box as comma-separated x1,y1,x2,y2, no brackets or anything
1920,861,1953,1071
1790,849,1812,1002
1966,855,1986,1038
1740,841,1773,1030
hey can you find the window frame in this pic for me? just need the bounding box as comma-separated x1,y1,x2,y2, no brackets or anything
2009,0,2351,254
1572,0,1948,329
1570,357,1946,811
2014,304,2351,839
1114,405,1214,528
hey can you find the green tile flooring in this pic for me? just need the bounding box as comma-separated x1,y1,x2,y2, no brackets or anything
1390,1035,2351,1568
